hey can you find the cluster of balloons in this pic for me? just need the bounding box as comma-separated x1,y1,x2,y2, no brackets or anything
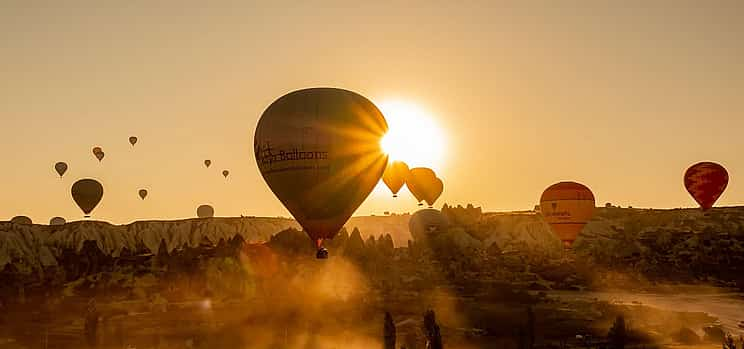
381,161,444,208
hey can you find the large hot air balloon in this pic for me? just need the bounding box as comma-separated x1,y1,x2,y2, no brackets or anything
129,136,138,146
684,162,728,210
49,217,66,226
92,147,104,162
408,209,449,242
382,161,409,197
138,189,148,200
197,204,214,218
406,167,437,206
71,179,104,218
254,88,388,259
54,162,68,177
10,216,32,225
539,181,595,249
222,170,230,178
204,160,212,168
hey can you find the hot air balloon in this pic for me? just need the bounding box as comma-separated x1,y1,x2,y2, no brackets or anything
409,209,449,242
382,161,409,197
539,181,595,249
222,170,230,178
138,189,148,200
10,216,32,225
254,88,388,259
684,162,728,210
92,147,104,162
54,162,68,177
49,217,66,226
204,160,212,168
424,177,444,208
71,179,104,218
197,204,214,218
129,136,138,146
406,167,437,206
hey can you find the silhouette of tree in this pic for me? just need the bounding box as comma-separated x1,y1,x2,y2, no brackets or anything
608,315,626,349
384,311,396,349
423,309,442,349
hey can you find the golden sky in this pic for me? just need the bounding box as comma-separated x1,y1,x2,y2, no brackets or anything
1,1,743,223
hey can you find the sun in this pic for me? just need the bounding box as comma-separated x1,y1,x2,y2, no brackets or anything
378,100,445,172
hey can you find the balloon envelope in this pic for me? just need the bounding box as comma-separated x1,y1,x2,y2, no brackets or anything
129,136,138,146
49,217,66,226
539,181,595,248
71,179,104,217
254,88,388,253
424,177,444,207
197,205,214,218
10,216,32,225
382,161,409,197
54,162,68,177
684,162,728,210
222,170,230,178
138,189,148,200
409,209,449,242
406,167,437,205
204,160,212,168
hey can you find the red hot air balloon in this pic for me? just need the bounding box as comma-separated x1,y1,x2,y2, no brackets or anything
684,162,728,210
540,181,595,249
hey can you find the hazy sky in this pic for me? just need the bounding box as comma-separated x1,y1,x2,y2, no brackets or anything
2,1,743,223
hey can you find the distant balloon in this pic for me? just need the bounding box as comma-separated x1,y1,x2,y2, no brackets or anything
71,178,104,217
684,162,728,210
204,160,212,168
54,162,68,177
49,217,66,226
92,147,104,161
129,136,138,146
138,189,148,200
10,216,32,225
409,209,449,242
405,167,437,206
197,204,214,218
539,181,595,249
222,170,230,178
424,177,444,208
254,88,388,258
382,161,409,197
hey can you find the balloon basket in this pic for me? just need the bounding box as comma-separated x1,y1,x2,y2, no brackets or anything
316,247,329,259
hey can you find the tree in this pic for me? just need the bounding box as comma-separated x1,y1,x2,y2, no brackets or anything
423,310,443,349
384,311,396,349
608,315,626,349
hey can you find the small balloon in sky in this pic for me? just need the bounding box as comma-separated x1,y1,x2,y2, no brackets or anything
204,159,212,168
129,136,138,146
197,204,214,218
92,147,105,162
138,189,148,200
382,160,409,198
684,161,728,210
406,167,438,207
222,170,230,178
71,178,104,218
54,162,68,177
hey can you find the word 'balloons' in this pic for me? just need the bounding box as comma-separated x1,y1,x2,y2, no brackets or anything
406,167,440,206
539,181,595,249
409,209,449,242
129,136,138,146
254,88,388,259
50,217,66,226
382,161,409,197
11,216,32,225
55,162,68,177
72,178,104,218
197,205,214,218
138,189,148,200
204,160,212,168
222,170,230,178
684,162,728,210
